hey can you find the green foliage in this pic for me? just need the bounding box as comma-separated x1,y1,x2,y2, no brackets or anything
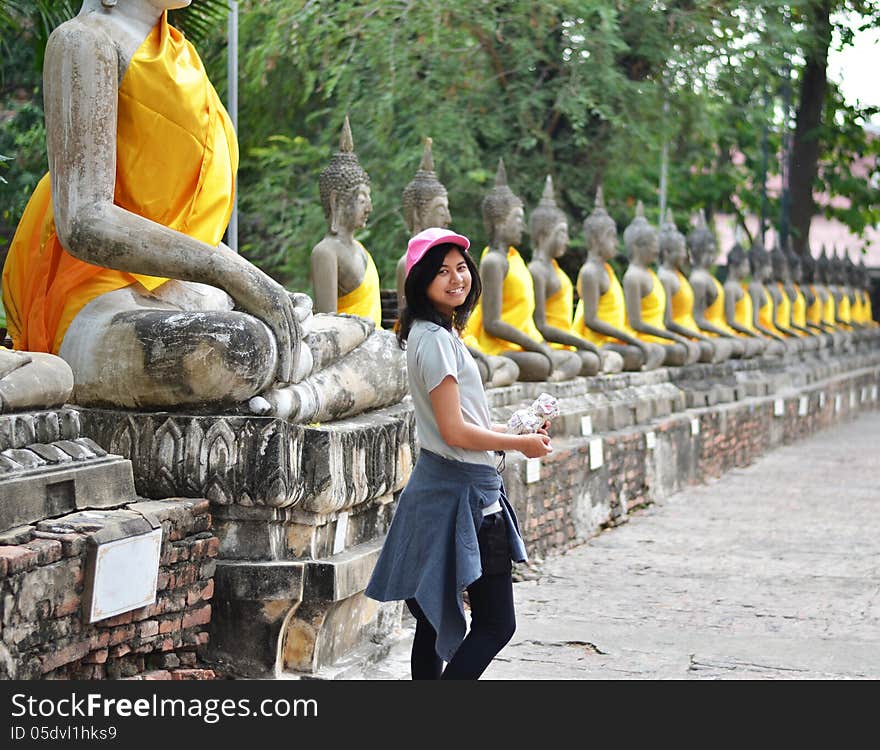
0,99,47,244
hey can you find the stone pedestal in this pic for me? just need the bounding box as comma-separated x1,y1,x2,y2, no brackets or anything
77,403,417,678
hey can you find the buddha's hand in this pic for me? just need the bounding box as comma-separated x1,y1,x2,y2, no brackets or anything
216,250,301,383
537,342,555,370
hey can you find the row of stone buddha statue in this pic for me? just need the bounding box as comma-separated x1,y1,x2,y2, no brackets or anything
1,0,875,420
310,125,876,390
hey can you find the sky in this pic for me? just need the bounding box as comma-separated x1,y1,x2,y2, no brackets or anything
828,12,880,126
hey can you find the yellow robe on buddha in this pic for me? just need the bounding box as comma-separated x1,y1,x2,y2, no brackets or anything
573,262,628,346
337,243,382,328
757,287,784,336
670,270,699,333
775,283,793,332
806,286,823,326
465,247,544,355
735,284,755,332
823,293,836,328
543,260,576,351
838,294,852,329
625,269,671,345
2,12,237,354
791,285,807,329
705,276,737,336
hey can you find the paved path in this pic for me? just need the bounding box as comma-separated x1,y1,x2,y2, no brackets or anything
358,413,880,679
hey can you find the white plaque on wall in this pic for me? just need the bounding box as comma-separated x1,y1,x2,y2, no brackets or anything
333,511,349,555
645,431,657,450
819,392,826,409
525,457,541,484
773,399,785,417
589,438,604,470
580,416,593,436
873,386,878,401
850,391,857,408
835,394,842,413
86,528,162,624
690,418,700,436
798,396,808,417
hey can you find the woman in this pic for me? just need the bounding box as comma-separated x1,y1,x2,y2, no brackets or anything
366,226,552,680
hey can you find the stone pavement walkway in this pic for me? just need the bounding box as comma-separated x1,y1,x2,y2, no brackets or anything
356,412,880,679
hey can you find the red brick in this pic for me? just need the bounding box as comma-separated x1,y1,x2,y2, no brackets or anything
90,631,111,650
143,670,172,680
83,649,108,664
40,640,91,673
157,637,175,652
110,643,132,658
108,624,136,646
23,538,63,565
171,669,216,680
0,546,39,575
159,616,182,634
138,620,159,639
199,579,214,602
102,611,133,628
181,604,211,630
32,531,85,557
54,594,81,618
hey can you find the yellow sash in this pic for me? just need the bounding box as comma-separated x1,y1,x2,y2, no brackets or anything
734,283,755,332
625,269,669,345
705,276,735,335
758,287,783,336
823,293,836,327
544,260,576,351
2,12,237,354
670,270,699,332
465,247,544,355
336,242,382,327
573,263,627,346
806,286,823,326
792,285,807,328
775,283,792,331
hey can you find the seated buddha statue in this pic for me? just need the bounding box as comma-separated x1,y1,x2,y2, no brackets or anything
2,2,404,421
722,243,777,355
815,249,839,330
687,219,760,358
844,252,866,330
527,176,622,376
464,160,582,382
798,249,833,336
621,204,699,367
746,241,792,349
311,117,381,327
656,210,731,363
767,246,803,346
857,259,877,327
396,138,518,388
830,251,853,330
573,188,666,371
784,247,824,349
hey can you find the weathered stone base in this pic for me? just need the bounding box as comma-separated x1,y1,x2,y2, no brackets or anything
70,336,880,679
0,497,218,679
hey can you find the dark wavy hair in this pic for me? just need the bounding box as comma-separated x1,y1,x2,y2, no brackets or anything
396,242,482,347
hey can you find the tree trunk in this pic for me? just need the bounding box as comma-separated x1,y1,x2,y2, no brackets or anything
788,1,832,256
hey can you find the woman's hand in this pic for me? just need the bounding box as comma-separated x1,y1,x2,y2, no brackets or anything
516,432,552,458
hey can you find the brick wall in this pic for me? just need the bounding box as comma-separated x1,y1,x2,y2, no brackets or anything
504,367,880,559
0,498,218,680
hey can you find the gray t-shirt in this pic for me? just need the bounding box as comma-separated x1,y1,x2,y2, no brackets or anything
407,319,496,467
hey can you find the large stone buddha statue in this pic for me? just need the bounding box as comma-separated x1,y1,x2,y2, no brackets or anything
311,117,381,327
621,204,699,367
798,250,831,334
784,247,824,348
815,248,839,330
746,240,791,347
396,138,518,388
527,176,621,376
573,189,665,371
464,160,581,382
722,242,777,354
656,211,731,363
687,217,760,358
2,1,405,422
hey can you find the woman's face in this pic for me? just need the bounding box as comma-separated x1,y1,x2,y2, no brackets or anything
426,248,471,318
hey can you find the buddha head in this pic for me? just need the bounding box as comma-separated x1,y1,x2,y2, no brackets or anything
845,251,858,287
658,209,688,269
623,202,658,264
859,258,870,291
726,242,750,281
583,186,618,261
800,249,816,284
529,175,569,259
749,239,771,281
402,137,451,234
816,247,831,284
686,210,716,268
482,159,524,248
786,248,802,284
770,244,788,282
319,116,372,234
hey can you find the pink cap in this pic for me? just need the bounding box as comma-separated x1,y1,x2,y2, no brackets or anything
405,227,471,277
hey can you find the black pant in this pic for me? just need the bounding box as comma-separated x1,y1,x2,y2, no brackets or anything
406,512,516,680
